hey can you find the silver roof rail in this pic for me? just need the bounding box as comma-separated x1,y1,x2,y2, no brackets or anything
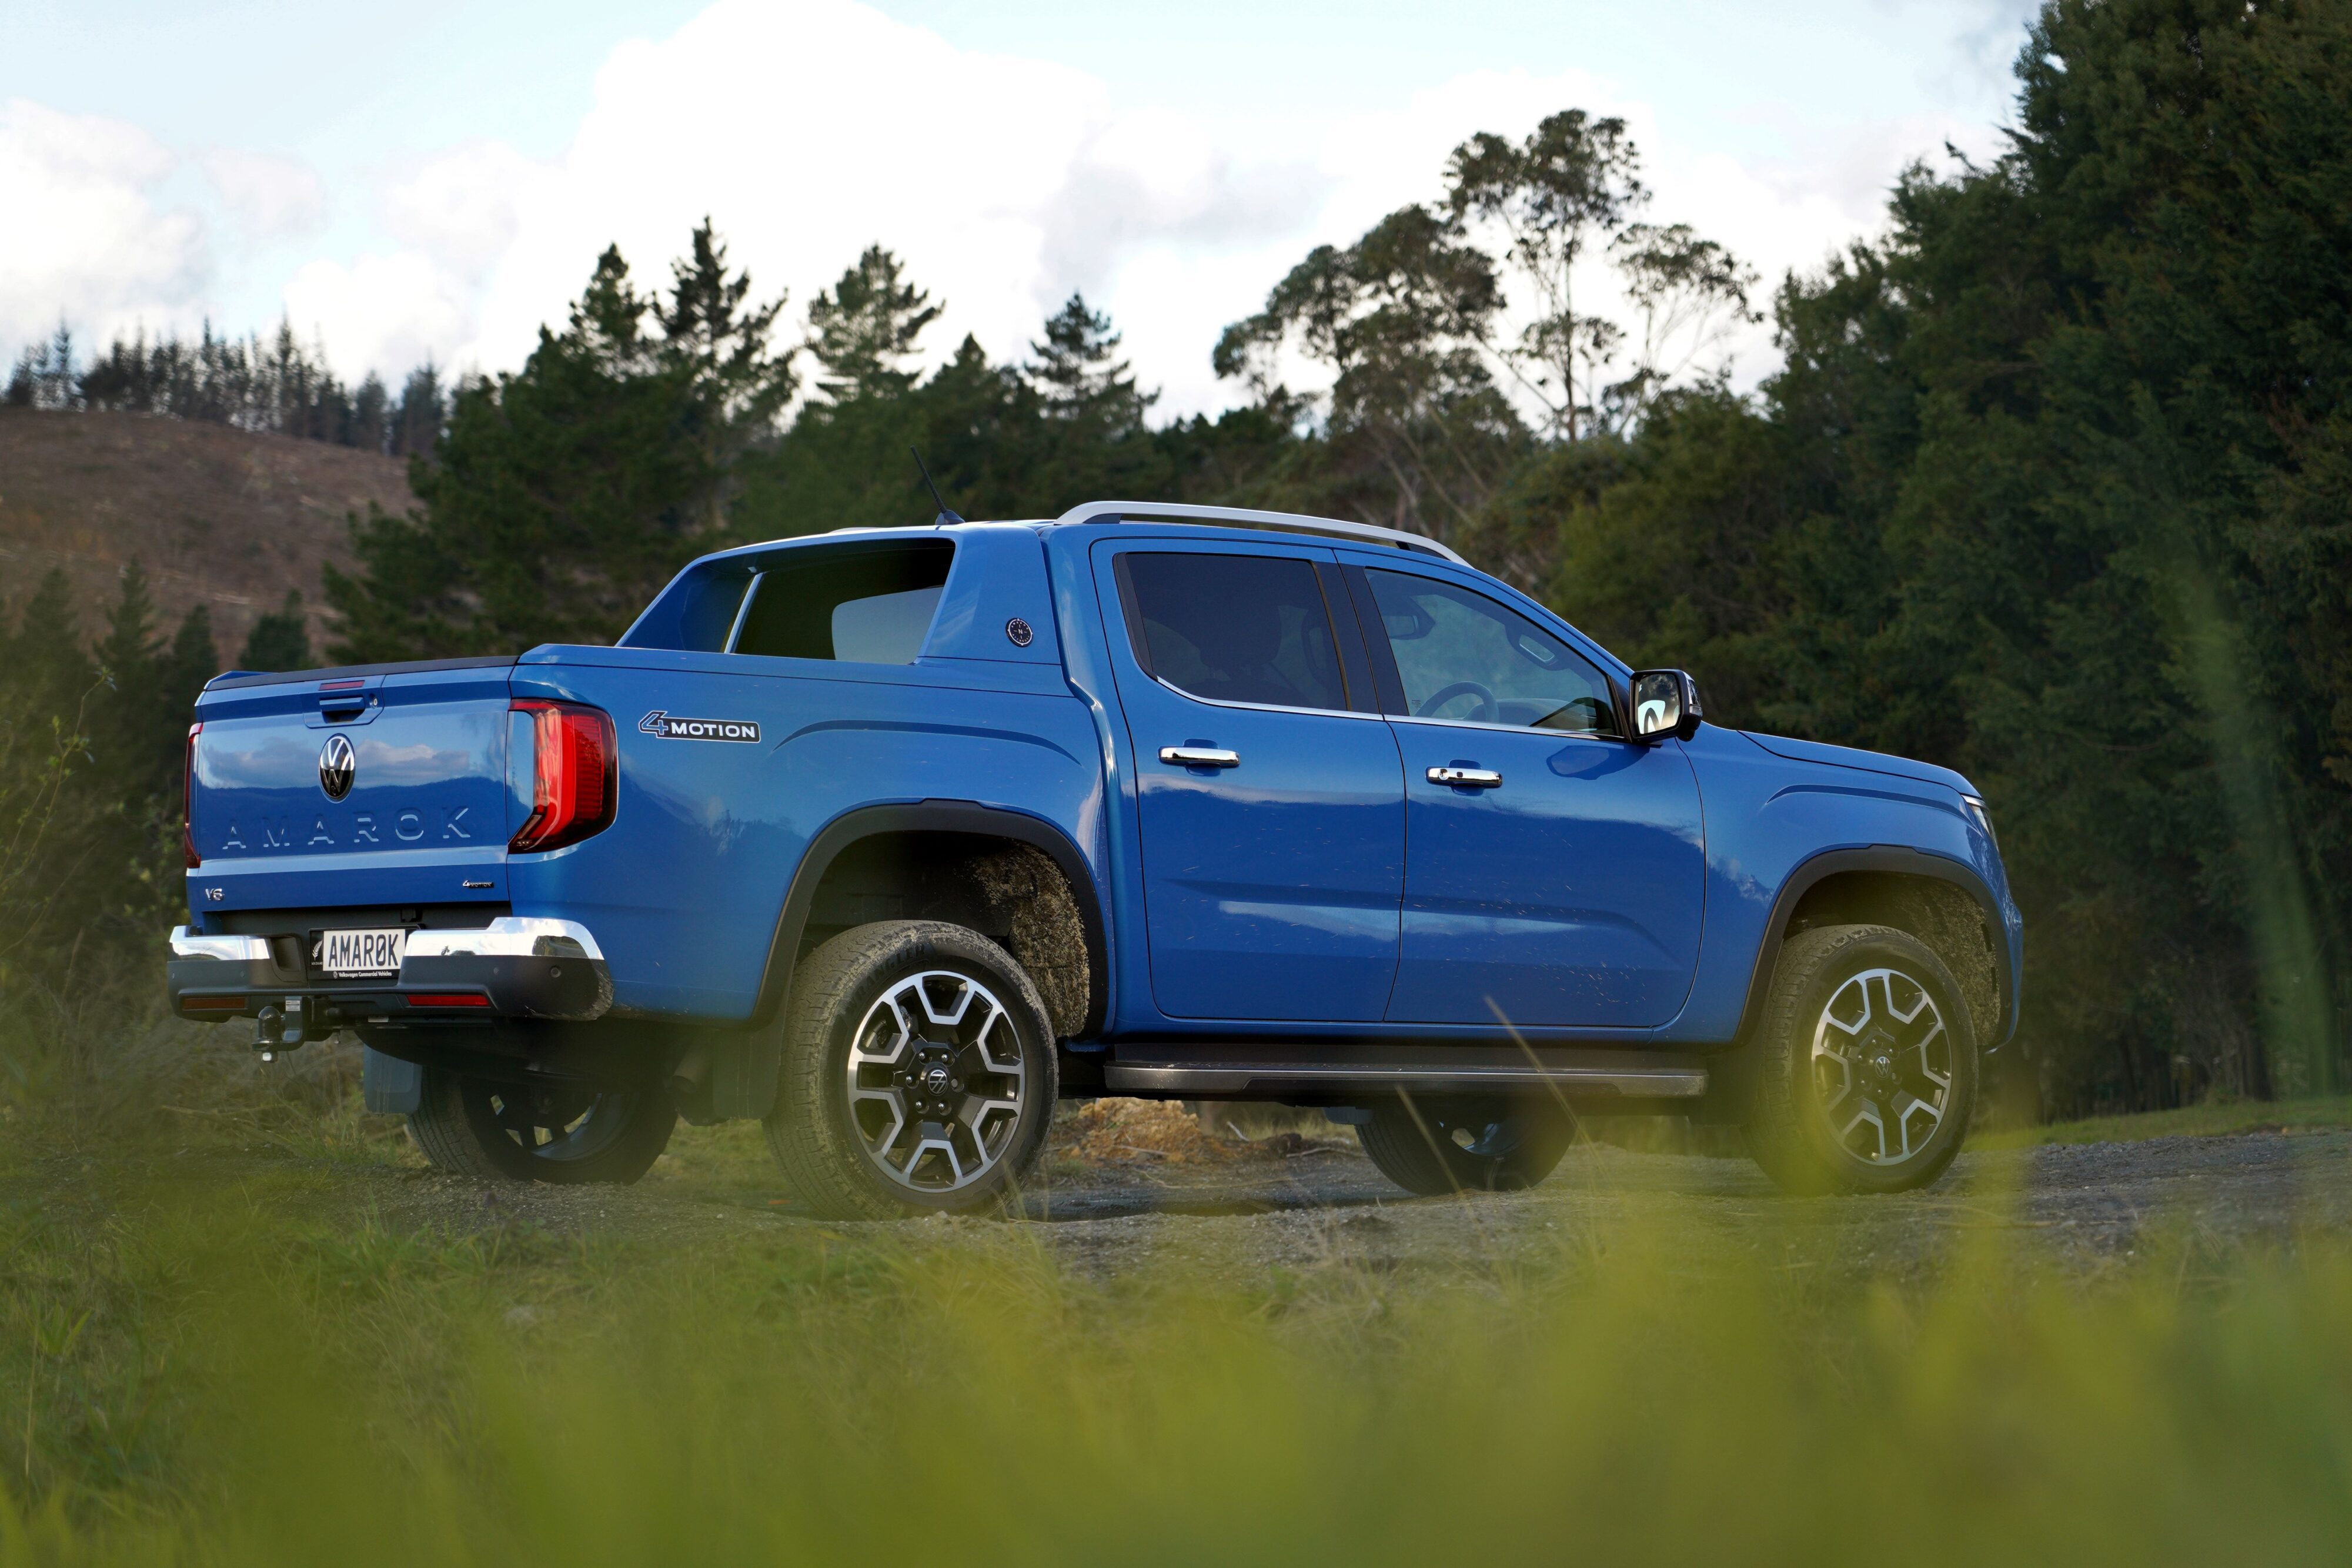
1050,500,1469,567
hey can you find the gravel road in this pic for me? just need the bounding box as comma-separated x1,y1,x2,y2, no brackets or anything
344,1121,2352,1289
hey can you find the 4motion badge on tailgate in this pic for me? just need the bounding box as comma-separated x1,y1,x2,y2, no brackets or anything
638,711,761,743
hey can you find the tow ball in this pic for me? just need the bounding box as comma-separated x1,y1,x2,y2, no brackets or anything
253,997,309,1062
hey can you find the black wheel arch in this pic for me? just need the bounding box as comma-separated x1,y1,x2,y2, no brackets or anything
1731,848,2014,1053
752,800,1110,1038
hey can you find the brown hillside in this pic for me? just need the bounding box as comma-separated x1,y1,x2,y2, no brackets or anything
0,407,414,661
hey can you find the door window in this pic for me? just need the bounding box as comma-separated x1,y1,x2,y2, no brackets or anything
1364,569,1621,736
1119,552,1349,712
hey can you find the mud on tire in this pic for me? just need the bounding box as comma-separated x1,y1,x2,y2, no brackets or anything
1743,922,1979,1195
763,920,1058,1221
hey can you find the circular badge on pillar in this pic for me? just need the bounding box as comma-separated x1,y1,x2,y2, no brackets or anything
1005,617,1034,648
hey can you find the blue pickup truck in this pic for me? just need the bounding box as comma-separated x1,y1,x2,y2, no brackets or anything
166,502,2020,1216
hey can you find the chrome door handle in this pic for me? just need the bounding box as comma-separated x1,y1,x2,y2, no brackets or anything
1161,746,1241,768
1427,766,1502,788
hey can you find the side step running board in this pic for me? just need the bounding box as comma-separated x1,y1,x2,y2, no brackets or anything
1102,1044,1708,1100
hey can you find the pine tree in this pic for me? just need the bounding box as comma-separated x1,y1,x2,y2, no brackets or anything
239,591,312,672
329,227,788,658
657,219,796,531
6,570,91,717
806,246,941,404
160,606,218,713
1020,295,1169,507
393,363,446,457
1028,293,1152,433
88,563,163,807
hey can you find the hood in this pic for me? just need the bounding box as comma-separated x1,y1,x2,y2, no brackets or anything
1739,730,1975,797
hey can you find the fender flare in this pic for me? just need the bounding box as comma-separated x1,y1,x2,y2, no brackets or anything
751,799,1110,1038
1729,847,2015,1051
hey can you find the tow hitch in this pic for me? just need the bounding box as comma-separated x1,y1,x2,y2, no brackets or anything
253,997,308,1062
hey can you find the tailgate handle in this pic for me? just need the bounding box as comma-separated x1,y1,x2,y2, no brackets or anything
319,694,371,720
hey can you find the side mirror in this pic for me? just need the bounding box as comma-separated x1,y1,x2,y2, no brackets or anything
1631,670,1703,742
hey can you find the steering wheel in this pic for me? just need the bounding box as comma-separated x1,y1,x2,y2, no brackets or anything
1416,681,1498,723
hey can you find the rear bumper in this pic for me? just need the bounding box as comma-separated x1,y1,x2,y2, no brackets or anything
166,917,613,1025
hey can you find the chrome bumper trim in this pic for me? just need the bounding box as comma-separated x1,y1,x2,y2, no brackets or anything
402,916,605,964
169,925,272,962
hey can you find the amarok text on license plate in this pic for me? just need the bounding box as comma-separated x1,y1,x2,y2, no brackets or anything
320,927,406,975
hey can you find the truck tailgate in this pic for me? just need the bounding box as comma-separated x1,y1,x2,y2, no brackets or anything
189,658,517,911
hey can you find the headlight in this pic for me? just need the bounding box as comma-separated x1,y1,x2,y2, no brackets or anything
1960,794,1997,849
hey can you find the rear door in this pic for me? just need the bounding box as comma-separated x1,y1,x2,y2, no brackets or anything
1348,563,1705,1029
1094,540,1404,1022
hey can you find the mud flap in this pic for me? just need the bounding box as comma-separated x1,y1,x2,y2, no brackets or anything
710,1028,776,1121
361,1047,423,1115
1693,1042,1758,1126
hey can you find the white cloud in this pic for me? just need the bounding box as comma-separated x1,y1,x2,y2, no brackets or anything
281,251,476,389
1,1,2033,416
382,141,543,280
201,148,328,242
0,98,209,353
453,0,1123,375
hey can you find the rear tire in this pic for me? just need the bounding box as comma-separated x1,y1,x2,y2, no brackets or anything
407,1068,677,1184
763,920,1057,1221
1357,1096,1573,1196
1742,923,1978,1195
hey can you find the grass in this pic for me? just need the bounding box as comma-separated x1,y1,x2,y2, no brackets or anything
0,1022,2348,1563
1970,1093,2352,1150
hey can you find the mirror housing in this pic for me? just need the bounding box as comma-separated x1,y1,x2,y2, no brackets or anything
1630,670,1703,743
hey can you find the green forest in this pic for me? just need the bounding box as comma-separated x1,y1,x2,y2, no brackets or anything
6,0,2349,1121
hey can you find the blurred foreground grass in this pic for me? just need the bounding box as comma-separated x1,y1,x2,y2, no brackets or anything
1,1076,2348,1567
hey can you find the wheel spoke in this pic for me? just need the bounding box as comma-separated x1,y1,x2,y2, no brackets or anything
846,970,1025,1195
1811,966,1951,1168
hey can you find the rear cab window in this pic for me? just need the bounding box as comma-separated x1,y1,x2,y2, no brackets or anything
624,537,954,664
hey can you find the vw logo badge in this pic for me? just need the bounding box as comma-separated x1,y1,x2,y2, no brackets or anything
318,733,356,801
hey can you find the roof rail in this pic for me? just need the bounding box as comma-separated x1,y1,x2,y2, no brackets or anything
1051,500,1470,567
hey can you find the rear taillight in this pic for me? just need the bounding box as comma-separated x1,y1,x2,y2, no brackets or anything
509,700,617,854
183,723,202,868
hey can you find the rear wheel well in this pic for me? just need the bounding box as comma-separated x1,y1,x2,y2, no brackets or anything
799,830,1093,1039
1782,871,1999,1035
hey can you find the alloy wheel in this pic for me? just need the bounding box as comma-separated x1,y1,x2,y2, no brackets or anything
1809,966,1953,1165
844,969,1027,1195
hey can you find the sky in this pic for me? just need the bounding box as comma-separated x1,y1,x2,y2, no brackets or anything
1,0,2042,417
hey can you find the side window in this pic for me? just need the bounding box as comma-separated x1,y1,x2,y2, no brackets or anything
1364,569,1621,737
731,539,953,663
1120,552,1348,712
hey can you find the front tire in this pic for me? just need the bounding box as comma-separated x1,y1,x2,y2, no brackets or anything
1358,1096,1573,1196
407,1068,677,1184
764,920,1057,1221
1743,923,1978,1195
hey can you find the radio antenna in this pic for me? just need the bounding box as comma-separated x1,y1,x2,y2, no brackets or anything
911,448,965,524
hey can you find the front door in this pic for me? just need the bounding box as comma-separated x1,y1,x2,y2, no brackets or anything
1097,541,1404,1022
1349,564,1706,1029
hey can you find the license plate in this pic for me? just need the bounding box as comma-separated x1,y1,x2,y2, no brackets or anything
318,927,407,977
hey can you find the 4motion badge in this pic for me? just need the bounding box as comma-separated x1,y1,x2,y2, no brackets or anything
318,733,356,801
638,710,761,743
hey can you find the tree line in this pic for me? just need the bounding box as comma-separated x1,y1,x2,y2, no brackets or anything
6,320,446,458
5,0,2347,1119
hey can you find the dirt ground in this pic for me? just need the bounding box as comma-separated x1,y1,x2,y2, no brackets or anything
310,1101,2352,1289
